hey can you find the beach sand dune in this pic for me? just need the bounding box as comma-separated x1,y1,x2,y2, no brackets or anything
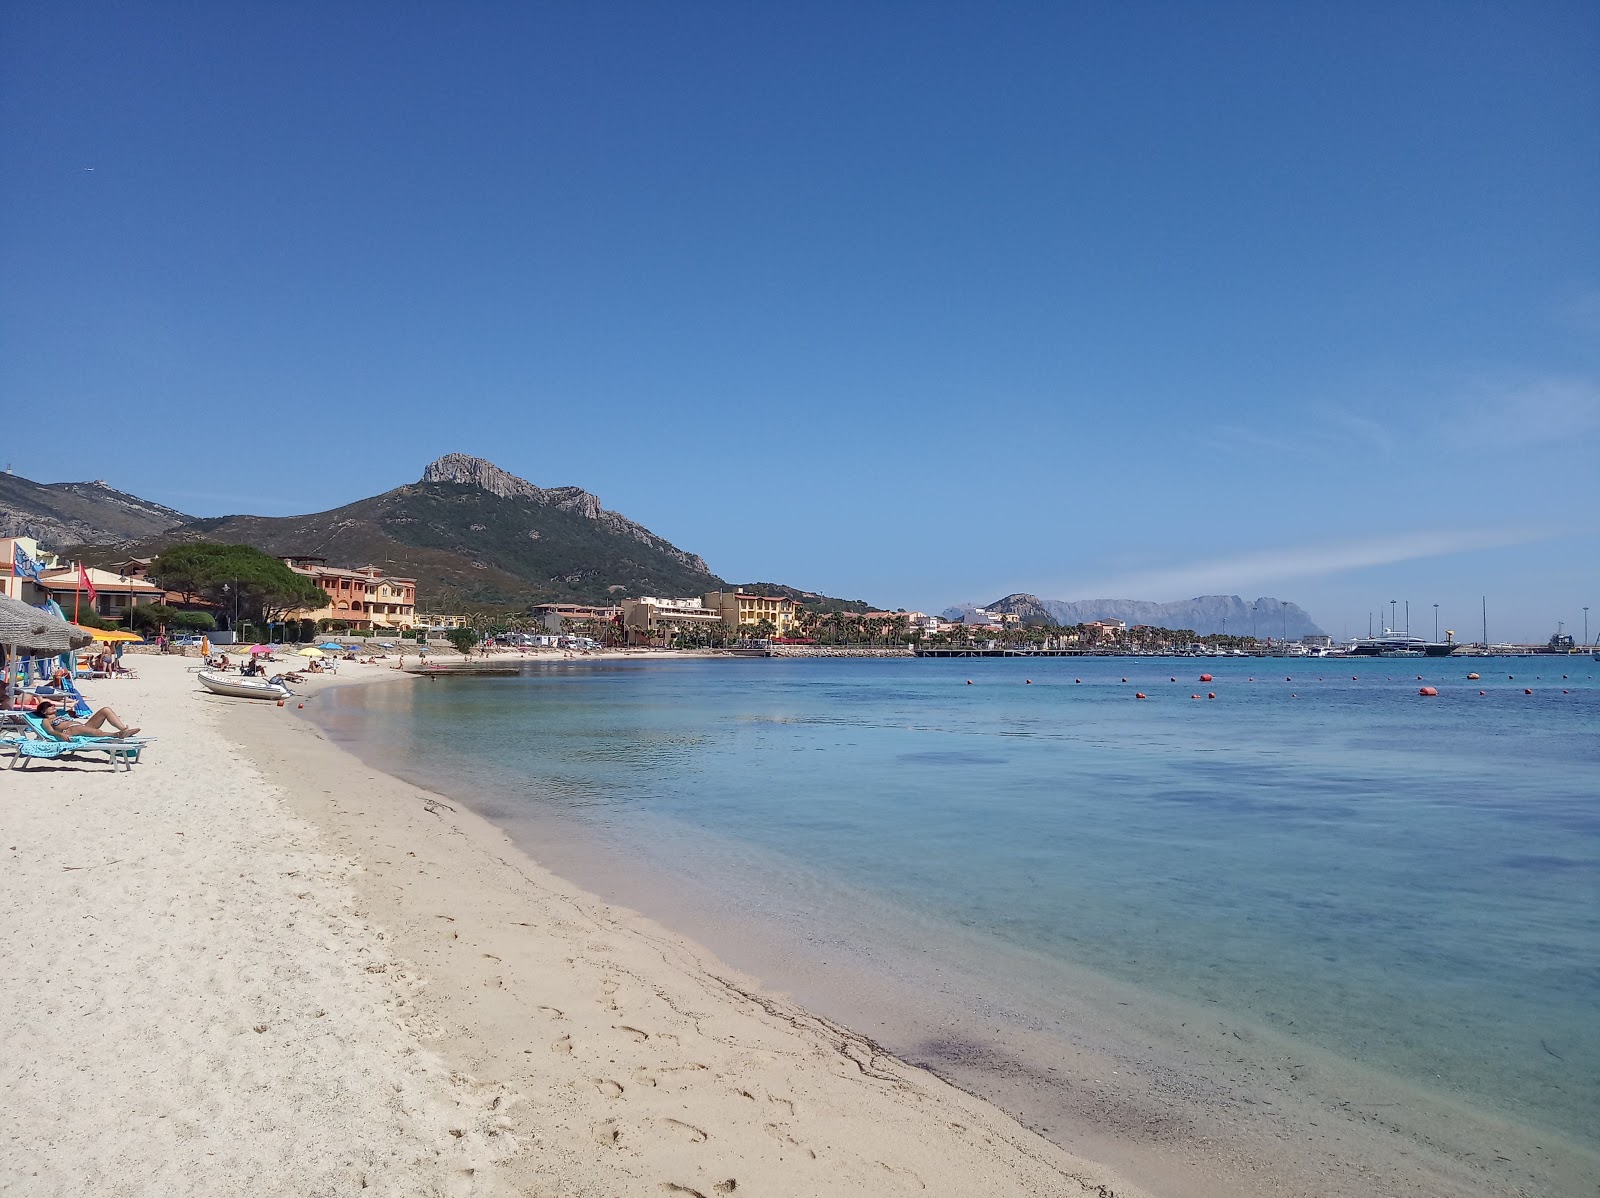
1,657,1144,1197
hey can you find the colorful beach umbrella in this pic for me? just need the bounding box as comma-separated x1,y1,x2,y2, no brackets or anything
75,626,144,643
249,644,273,655
297,647,324,657
318,642,344,650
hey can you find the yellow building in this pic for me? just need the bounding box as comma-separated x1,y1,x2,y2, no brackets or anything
702,590,802,637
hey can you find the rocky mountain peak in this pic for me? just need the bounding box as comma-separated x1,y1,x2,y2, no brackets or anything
418,454,713,576
421,454,546,501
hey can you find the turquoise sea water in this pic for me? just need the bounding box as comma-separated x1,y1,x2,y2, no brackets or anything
316,656,1599,1158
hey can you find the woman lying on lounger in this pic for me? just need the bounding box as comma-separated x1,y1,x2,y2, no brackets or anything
33,700,141,740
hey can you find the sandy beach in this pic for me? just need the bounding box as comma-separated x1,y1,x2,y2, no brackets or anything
1,653,1148,1197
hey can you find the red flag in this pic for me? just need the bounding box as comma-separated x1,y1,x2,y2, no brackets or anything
79,563,98,603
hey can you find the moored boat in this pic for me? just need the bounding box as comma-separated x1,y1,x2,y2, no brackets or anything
196,669,292,700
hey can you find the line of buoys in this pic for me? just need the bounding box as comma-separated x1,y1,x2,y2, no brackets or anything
1419,686,1438,696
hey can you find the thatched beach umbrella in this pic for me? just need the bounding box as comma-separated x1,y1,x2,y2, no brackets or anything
1,593,95,702
0,593,94,656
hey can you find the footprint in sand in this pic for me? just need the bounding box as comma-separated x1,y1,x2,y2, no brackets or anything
613,1025,649,1042
655,1117,708,1143
552,1034,573,1055
538,1005,565,1020
592,1078,625,1098
657,1185,707,1198
633,1069,659,1087
767,1095,796,1116
592,1119,621,1147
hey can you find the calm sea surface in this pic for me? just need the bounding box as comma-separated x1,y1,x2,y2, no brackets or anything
315,656,1599,1154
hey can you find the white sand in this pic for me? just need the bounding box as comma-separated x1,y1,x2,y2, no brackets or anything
0,655,1148,1197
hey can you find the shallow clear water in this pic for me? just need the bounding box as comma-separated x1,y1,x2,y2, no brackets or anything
317,656,1600,1148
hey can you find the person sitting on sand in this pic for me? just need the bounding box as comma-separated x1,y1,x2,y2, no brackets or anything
34,699,140,740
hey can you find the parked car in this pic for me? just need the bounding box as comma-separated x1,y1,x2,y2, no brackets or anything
172,634,206,647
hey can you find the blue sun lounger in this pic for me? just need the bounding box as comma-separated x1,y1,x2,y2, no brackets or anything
2,714,149,772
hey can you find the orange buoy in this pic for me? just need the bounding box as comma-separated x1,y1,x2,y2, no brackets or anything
1199,674,1213,682
1207,692,1216,699
1417,675,1423,681
1121,678,1127,683
1171,677,1177,682
1466,673,1480,680
1135,692,1147,700
1351,675,1357,680
1479,690,1486,695
1524,688,1533,695
298,703,305,708
1191,693,1200,699
966,680,973,685
276,698,285,707
1025,679,1032,684
1419,686,1438,696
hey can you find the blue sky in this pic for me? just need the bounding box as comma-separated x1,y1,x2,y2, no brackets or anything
3,3,1596,640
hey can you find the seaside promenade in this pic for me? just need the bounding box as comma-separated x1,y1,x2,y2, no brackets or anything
0,655,1143,1197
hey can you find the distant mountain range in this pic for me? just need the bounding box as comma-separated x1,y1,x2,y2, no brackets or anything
2,456,867,612
947,593,1326,639
0,471,191,546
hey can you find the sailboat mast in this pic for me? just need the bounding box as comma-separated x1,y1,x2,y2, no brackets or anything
1482,596,1488,648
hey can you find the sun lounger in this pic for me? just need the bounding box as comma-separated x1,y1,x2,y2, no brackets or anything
2,714,150,772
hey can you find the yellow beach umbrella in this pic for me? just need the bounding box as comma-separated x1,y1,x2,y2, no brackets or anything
75,626,144,642
297,646,325,658
201,635,210,656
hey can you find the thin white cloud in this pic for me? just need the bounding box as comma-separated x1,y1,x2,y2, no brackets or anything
1442,377,1600,450
1318,404,1396,456
1051,526,1551,602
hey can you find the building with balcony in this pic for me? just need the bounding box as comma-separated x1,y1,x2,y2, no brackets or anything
528,603,623,633
281,557,417,630
621,596,723,645
701,590,802,636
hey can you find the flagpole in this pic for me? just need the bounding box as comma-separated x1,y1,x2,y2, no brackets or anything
74,560,81,624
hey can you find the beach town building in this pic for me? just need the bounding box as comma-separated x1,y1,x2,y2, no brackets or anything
415,613,470,630
280,557,417,630
528,603,623,633
1083,619,1127,639
701,590,802,636
622,596,723,645
0,536,62,603
35,564,165,622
